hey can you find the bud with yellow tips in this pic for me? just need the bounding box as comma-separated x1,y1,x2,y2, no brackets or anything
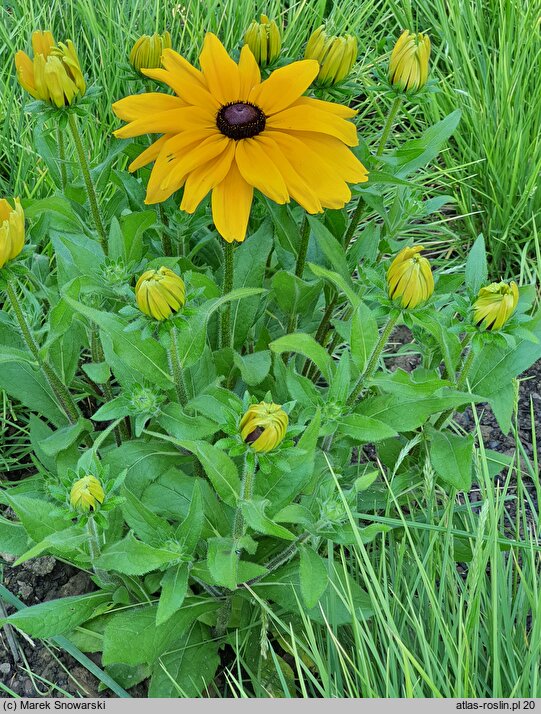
387,245,434,309
0,198,25,269
473,281,519,331
135,266,186,321
240,402,288,453
304,26,357,86
244,15,281,67
129,32,172,74
389,30,431,93
70,475,105,512
15,31,86,107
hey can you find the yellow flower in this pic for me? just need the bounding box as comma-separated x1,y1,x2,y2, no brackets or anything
473,281,519,331
0,198,25,269
112,33,368,243
387,245,434,309
129,32,172,74
135,266,186,320
244,15,281,68
389,30,431,93
15,31,86,107
304,26,357,86
240,402,288,453
70,475,105,512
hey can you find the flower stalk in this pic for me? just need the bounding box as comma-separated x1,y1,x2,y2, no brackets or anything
295,215,311,278
56,124,68,192
168,326,188,406
67,113,108,254
433,344,476,429
5,279,80,424
376,95,403,156
158,205,172,257
347,312,399,406
220,241,234,349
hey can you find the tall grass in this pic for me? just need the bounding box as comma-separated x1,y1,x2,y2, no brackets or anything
392,0,541,270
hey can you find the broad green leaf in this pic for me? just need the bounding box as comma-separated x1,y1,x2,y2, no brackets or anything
0,516,28,556
148,622,220,697
307,263,360,308
465,234,488,296
350,302,379,372
207,537,238,589
40,419,92,457
0,346,36,365
336,414,397,442
157,403,218,440
299,546,328,609
102,599,219,666
1,593,110,638
14,527,87,566
4,494,71,543
308,215,352,283
175,481,204,554
0,362,67,427
184,440,240,506
121,485,174,544
270,333,332,382
393,110,461,177
95,532,179,575
240,498,295,540
233,350,272,386
271,271,321,320
156,563,190,626
428,428,474,491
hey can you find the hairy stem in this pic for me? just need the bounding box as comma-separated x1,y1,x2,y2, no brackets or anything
434,345,476,429
346,312,399,407
56,124,68,192
242,531,311,588
220,241,234,349
6,280,80,424
168,327,188,406
90,330,129,443
295,215,311,278
67,113,108,254
158,205,172,257
376,95,403,156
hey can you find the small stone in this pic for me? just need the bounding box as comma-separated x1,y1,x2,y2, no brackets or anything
0,662,11,675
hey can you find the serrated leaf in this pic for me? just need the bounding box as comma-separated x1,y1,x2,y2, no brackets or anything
95,532,179,575
156,563,190,626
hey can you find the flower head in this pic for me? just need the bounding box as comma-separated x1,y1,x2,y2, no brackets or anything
0,198,25,269
70,475,105,512
112,33,368,243
135,266,186,320
15,31,86,107
129,32,172,74
387,245,434,309
244,15,281,68
389,30,431,93
304,26,357,86
473,281,519,331
240,402,288,453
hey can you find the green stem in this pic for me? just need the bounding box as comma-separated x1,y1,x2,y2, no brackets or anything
434,345,476,429
87,516,116,587
242,531,311,588
90,330,129,444
158,205,172,256
232,455,256,542
376,96,403,156
67,113,108,254
5,279,80,424
346,312,399,407
295,215,311,278
168,327,188,406
56,124,68,192
220,241,234,349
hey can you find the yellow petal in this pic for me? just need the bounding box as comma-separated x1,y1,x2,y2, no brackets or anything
180,140,235,213
114,105,215,139
235,137,289,204
160,134,230,191
129,134,172,172
160,49,220,109
238,44,261,100
112,93,187,122
249,59,319,115
291,95,357,119
211,162,253,242
267,104,358,146
290,131,368,183
199,33,240,105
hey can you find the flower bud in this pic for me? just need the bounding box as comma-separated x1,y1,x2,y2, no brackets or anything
240,402,288,453
15,31,86,107
473,281,519,331
0,198,25,269
244,15,281,67
389,30,431,93
129,32,172,73
304,26,357,86
135,266,186,321
387,245,434,309
70,475,105,512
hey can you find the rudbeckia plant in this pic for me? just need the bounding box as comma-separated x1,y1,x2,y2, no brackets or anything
1,19,539,700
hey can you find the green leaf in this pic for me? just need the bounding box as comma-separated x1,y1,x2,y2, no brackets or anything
82,361,111,384
156,563,190,626
350,302,379,372
393,110,461,177
121,485,174,544
185,440,240,506
65,297,173,388
207,537,238,589
175,481,204,554
1,593,110,638
336,414,397,442
428,428,474,491
4,494,71,543
271,272,321,320
40,419,92,457
148,622,220,697
308,216,352,283
240,498,296,540
14,527,87,566
0,516,28,556
95,532,179,575
157,403,218,440
102,599,219,666
299,546,328,609
0,362,67,427
465,235,488,296
307,263,360,308
233,350,272,386
270,333,333,382
0,345,36,365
